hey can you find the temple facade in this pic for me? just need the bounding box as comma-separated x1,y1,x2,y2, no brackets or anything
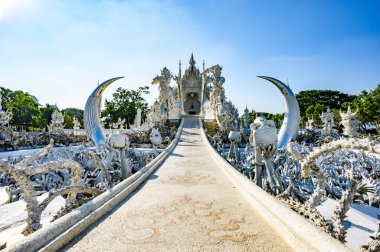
147,54,238,127
178,54,203,115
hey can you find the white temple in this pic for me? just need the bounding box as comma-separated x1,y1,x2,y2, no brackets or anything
147,54,237,126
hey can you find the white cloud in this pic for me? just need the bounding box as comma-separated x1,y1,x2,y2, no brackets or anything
0,0,36,22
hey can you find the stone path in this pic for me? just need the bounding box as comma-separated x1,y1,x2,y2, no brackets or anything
63,117,293,252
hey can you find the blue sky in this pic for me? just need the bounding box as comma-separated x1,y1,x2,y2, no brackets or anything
0,0,379,114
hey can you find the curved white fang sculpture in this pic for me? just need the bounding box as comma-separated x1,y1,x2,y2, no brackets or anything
257,76,300,149
84,77,124,147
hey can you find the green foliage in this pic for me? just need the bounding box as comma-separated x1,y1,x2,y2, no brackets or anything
9,90,40,130
203,120,219,135
0,87,14,111
37,104,57,130
101,86,150,128
305,103,326,125
3,82,380,134
61,107,84,129
297,90,356,114
352,84,380,132
296,90,356,124
36,106,83,129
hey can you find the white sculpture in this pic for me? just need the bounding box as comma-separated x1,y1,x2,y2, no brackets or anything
207,65,226,121
168,100,181,120
107,134,129,149
340,106,360,137
250,116,278,148
83,77,124,148
111,117,125,130
146,100,162,125
148,67,181,122
0,186,11,206
48,110,65,133
228,130,241,161
152,67,173,104
0,140,93,235
249,116,282,192
150,128,162,147
305,117,315,131
131,108,142,128
362,223,380,251
107,134,131,179
258,76,300,150
0,95,11,127
73,116,81,130
0,96,19,150
320,108,335,135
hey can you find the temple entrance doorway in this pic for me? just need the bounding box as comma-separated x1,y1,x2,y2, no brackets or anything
184,93,201,115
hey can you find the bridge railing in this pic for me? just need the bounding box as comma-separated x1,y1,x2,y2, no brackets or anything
8,120,184,251
198,118,350,252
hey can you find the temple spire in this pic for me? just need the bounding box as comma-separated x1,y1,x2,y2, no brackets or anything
244,105,250,130
178,60,181,79
189,53,196,67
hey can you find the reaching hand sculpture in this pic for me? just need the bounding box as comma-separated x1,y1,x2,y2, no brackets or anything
250,116,283,193
150,128,163,153
228,130,241,162
111,117,126,130
0,139,100,235
361,223,380,251
107,134,131,180
288,137,380,242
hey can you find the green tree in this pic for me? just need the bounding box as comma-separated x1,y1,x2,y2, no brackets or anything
352,85,380,132
296,90,356,122
101,86,150,128
305,103,327,125
37,104,57,130
9,91,40,130
0,87,14,111
61,107,84,129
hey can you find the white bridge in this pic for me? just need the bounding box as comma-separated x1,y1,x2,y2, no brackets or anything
51,117,347,251
2,117,351,251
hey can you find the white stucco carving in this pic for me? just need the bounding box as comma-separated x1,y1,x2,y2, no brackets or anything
147,54,237,129
48,110,65,133
340,106,360,137
320,108,335,135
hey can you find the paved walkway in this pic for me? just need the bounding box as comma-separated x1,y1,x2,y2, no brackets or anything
63,117,293,252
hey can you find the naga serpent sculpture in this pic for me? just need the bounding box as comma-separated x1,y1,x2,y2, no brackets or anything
257,76,300,149
84,77,124,147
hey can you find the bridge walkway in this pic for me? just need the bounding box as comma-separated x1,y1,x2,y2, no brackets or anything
64,117,293,251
